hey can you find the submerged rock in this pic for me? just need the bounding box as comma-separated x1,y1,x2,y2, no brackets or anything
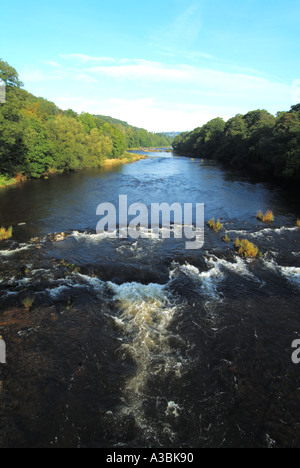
53,233,66,242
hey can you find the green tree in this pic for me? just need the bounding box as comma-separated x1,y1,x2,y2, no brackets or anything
86,128,113,166
0,59,23,88
78,112,97,133
23,116,53,177
46,116,88,171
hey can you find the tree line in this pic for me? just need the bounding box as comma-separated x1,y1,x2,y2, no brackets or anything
0,59,173,179
172,106,300,182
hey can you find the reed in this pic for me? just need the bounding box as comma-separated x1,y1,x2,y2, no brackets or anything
234,238,260,258
263,210,274,223
257,210,274,223
207,218,223,232
0,226,12,241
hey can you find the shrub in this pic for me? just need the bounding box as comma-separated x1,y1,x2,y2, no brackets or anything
257,210,274,223
0,226,12,241
234,238,260,258
263,210,274,223
223,234,231,242
207,218,223,232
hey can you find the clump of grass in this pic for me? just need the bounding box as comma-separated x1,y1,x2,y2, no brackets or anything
263,210,274,223
234,238,260,259
297,219,300,228
60,259,80,274
222,234,231,243
257,210,274,223
22,296,34,311
207,218,223,232
0,226,12,241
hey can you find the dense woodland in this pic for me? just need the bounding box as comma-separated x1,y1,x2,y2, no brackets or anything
0,60,173,180
173,106,300,182
2,59,299,185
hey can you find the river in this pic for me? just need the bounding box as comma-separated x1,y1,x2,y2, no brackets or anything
0,150,299,448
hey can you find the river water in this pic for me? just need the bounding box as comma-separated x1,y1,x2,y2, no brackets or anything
0,150,299,448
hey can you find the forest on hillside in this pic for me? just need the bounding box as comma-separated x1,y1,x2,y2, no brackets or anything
172,106,300,182
0,59,173,181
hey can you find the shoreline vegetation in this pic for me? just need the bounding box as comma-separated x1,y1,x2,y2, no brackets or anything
172,105,300,183
0,174,22,189
0,152,147,189
101,152,147,166
0,59,173,188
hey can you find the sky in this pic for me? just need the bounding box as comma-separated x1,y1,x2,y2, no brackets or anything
0,0,299,132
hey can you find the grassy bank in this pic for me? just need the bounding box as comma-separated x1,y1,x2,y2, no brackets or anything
102,152,147,167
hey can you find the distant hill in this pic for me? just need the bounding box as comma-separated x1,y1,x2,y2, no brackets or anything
93,114,133,128
163,131,182,138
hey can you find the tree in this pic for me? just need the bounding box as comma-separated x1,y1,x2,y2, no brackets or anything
46,116,88,171
78,112,97,133
0,59,23,88
272,111,300,179
86,128,113,166
99,123,127,157
289,103,300,114
23,116,53,177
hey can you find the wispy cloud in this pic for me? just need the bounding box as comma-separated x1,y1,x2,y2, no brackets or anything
20,53,293,132
73,57,290,102
149,2,206,59
60,54,117,64
40,60,62,68
151,2,203,49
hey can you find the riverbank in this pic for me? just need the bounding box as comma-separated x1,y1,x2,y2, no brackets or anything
0,152,147,190
101,152,147,167
0,174,25,189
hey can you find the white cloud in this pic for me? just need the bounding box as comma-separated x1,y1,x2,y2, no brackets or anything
57,54,290,103
41,60,62,68
79,58,291,106
53,95,232,132
60,54,117,64
74,74,98,83
22,54,294,132
20,68,63,83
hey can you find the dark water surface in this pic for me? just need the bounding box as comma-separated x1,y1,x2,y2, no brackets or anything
0,151,299,448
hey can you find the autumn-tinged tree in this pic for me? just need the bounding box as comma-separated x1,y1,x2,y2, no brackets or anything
0,59,173,181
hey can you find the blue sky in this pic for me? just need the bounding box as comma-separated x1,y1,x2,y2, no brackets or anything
1,0,299,131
